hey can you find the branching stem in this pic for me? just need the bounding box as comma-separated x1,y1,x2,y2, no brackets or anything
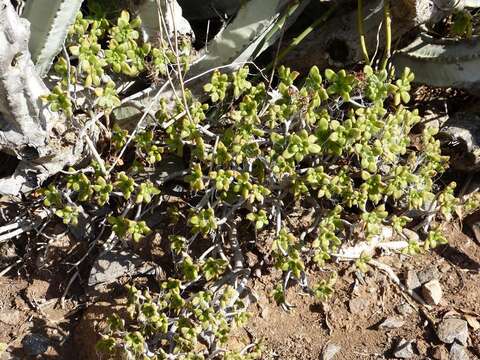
381,0,391,71
357,0,370,65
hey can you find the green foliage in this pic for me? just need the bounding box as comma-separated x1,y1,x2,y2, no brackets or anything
355,252,372,273
451,10,473,38
272,229,304,279
55,206,79,225
204,70,230,102
92,176,113,206
246,210,269,230
136,181,160,204
98,283,258,359
42,184,62,207
114,172,135,200
66,169,93,202
325,68,356,101
43,85,73,117
393,67,414,105
312,273,337,301
38,10,458,357
188,208,218,235
108,216,151,242
424,228,448,250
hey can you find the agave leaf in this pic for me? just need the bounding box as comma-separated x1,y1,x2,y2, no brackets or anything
137,0,193,42
191,0,309,75
392,33,480,92
22,0,84,77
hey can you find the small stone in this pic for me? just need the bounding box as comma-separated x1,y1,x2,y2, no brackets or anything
416,339,428,356
321,343,341,360
402,228,419,242
422,279,443,305
396,302,413,316
464,315,480,331
260,306,269,319
404,270,421,290
0,351,13,360
417,266,441,284
88,249,155,290
0,310,20,325
393,338,415,359
348,297,369,314
439,262,451,273
436,318,469,345
21,334,49,356
378,317,405,330
450,342,470,360
432,346,449,360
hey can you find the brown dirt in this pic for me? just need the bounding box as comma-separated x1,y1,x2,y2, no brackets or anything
234,223,480,359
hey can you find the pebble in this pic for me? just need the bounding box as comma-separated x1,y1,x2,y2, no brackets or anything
421,279,443,305
378,317,405,330
393,338,415,359
321,343,341,360
416,339,428,356
450,342,470,360
396,302,413,316
88,248,155,290
404,270,421,290
348,297,369,314
436,318,469,345
402,228,419,242
432,345,449,360
465,315,480,331
21,334,49,356
260,306,269,319
417,266,441,284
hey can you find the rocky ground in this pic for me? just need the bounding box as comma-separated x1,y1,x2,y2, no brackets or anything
0,219,479,359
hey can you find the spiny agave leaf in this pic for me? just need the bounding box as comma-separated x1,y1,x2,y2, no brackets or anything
137,0,193,43
191,0,310,75
22,0,84,77
392,33,480,92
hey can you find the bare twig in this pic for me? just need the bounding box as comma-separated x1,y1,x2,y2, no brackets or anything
369,259,432,310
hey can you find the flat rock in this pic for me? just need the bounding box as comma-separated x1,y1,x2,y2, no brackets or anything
21,334,49,356
393,338,415,359
436,318,469,345
321,343,341,360
417,266,441,284
378,317,405,330
88,248,155,290
396,302,413,316
450,343,470,360
422,279,443,305
0,310,20,325
348,297,369,314
438,113,480,171
404,270,421,290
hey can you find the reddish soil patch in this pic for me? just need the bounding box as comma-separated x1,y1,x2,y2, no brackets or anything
1,222,479,359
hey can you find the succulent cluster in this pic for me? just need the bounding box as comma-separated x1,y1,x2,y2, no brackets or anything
44,10,192,118
35,8,475,360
